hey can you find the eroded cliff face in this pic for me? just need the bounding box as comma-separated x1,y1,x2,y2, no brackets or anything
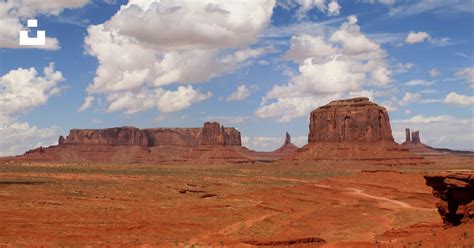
20,122,245,163
63,127,149,146
425,173,473,226
60,122,241,147
308,97,393,143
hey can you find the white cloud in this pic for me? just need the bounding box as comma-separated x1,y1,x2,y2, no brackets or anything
78,96,95,112
443,92,474,106
328,0,341,16
394,63,415,73
401,92,421,105
0,0,89,49
429,68,440,78
0,63,65,156
389,0,473,17
0,120,60,156
405,31,430,44
455,67,474,88
280,0,342,18
404,79,432,86
257,15,391,121
226,85,252,102
392,115,473,151
106,86,212,114
405,31,450,46
0,63,64,115
83,0,275,113
365,0,395,4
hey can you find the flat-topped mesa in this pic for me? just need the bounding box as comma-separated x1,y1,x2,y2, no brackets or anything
63,126,149,146
308,97,394,143
60,122,241,147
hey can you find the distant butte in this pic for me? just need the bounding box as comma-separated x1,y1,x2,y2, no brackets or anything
287,97,431,166
8,97,437,166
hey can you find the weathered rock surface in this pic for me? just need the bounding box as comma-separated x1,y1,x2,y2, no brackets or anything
289,97,430,166
273,132,299,154
308,97,393,143
64,127,149,146
19,122,245,164
61,122,241,147
424,172,473,226
401,128,441,155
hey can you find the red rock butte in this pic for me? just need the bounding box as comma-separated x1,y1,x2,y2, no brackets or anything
308,97,393,143
287,97,431,166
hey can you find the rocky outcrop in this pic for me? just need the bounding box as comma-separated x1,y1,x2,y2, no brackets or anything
412,131,420,144
287,97,430,166
401,129,440,155
60,122,241,148
308,97,393,143
19,122,245,164
424,172,473,226
274,132,299,154
63,127,149,146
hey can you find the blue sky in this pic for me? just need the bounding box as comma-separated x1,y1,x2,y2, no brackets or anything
0,0,473,155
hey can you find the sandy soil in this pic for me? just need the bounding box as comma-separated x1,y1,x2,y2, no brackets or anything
0,155,473,247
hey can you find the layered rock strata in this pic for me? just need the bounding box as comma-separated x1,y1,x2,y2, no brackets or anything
289,97,430,166
424,172,473,226
19,122,247,164
308,97,393,143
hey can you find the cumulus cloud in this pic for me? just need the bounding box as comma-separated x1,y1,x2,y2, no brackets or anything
106,86,212,114
0,0,89,49
455,67,474,88
328,0,341,16
392,115,473,150
257,15,391,121
226,85,252,102
443,92,474,106
0,63,64,115
429,68,440,78
401,92,421,105
0,121,60,156
83,0,275,113
405,31,430,44
279,0,341,18
394,63,415,74
0,64,64,156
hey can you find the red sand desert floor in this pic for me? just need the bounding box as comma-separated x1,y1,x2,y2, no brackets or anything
0,155,472,247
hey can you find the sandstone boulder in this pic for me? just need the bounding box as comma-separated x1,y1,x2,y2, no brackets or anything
308,97,393,143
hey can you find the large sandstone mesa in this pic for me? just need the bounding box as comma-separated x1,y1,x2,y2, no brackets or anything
287,97,430,166
60,122,241,147
19,122,247,164
424,172,473,226
308,97,393,143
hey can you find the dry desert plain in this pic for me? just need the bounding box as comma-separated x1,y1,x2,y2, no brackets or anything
0,154,473,247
